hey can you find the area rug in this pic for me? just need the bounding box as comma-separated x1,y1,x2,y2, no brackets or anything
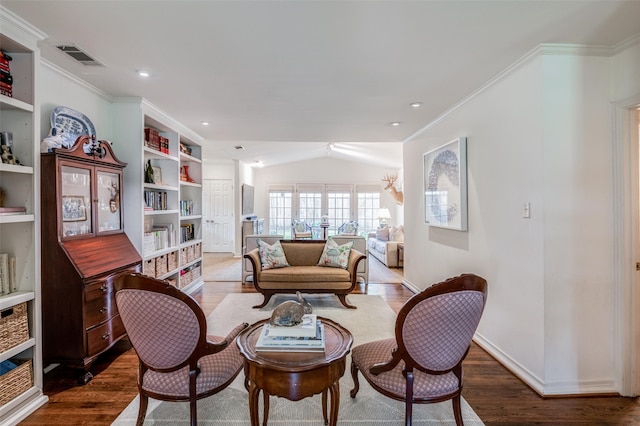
112,294,484,425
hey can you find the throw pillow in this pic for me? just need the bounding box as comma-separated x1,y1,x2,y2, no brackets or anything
318,238,353,269
389,225,404,242
375,226,390,241
257,239,289,270
294,221,307,233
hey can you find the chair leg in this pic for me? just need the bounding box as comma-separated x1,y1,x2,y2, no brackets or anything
136,393,148,426
405,371,414,426
452,394,464,426
349,361,360,398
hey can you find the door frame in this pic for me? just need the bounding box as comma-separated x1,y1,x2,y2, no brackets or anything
613,95,640,396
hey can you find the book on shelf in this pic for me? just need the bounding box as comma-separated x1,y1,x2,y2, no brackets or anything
9,256,16,292
0,206,26,216
0,253,9,296
255,320,325,352
266,314,318,338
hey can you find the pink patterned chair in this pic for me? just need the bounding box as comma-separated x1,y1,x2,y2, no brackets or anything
350,274,488,426
114,273,249,426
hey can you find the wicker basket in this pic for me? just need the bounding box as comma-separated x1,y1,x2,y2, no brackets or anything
0,359,33,406
155,254,168,277
180,247,188,264
167,251,178,271
0,302,29,353
143,258,155,277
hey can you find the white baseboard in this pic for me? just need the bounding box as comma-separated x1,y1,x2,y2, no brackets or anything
473,333,619,396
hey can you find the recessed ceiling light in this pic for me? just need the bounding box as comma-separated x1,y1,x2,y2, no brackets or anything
410,102,422,108
137,70,150,77
390,122,401,127
201,121,210,126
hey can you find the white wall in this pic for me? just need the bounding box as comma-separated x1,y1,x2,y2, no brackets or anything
403,45,624,395
39,61,113,144
404,53,547,385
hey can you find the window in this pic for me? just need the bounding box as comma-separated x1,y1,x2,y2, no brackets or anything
269,189,292,238
326,187,351,237
357,191,381,235
268,184,381,238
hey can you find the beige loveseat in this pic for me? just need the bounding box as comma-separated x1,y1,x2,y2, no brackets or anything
367,225,404,267
244,239,366,309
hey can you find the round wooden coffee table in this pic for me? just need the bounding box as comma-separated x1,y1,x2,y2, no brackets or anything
237,317,353,426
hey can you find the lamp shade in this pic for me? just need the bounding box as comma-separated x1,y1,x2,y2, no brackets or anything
378,208,391,220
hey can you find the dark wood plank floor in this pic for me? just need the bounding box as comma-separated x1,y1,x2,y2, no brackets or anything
21,280,640,425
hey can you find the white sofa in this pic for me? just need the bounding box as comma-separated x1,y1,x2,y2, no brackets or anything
367,225,404,268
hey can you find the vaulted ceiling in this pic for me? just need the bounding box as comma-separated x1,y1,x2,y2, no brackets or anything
3,1,640,168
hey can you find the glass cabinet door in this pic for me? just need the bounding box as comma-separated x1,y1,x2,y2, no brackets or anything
61,165,92,237
96,168,122,232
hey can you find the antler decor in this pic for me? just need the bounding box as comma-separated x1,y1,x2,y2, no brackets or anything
382,174,404,205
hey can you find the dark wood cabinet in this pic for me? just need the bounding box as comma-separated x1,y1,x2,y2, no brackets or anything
40,135,141,384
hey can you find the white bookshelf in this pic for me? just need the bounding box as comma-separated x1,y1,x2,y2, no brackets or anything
0,7,48,425
113,98,204,292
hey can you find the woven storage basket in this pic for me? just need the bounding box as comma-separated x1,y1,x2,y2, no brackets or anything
0,359,33,406
143,258,155,277
155,254,168,277
167,251,178,271
0,302,29,353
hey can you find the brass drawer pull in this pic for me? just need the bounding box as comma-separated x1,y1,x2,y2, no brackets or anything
101,333,110,340
99,307,107,314
100,284,108,292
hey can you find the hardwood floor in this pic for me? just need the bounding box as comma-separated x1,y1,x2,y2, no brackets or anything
21,280,640,425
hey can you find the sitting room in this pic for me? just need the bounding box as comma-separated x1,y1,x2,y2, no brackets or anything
1,2,640,425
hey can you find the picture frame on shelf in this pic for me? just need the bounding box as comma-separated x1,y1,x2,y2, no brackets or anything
423,137,468,231
62,195,87,221
152,166,162,184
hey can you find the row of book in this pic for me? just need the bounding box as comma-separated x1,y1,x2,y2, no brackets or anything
180,200,194,216
144,190,168,211
0,50,13,98
143,224,175,255
255,314,325,352
0,253,17,296
180,223,196,243
144,127,170,154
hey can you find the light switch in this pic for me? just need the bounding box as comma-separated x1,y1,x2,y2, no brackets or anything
523,202,531,218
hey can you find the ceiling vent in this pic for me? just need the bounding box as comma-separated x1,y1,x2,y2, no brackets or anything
56,44,104,66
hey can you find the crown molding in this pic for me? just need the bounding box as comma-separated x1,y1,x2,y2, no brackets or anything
0,5,47,50
41,58,113,101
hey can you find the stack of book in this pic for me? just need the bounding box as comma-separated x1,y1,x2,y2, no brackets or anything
255,314,325,352
0,50,12,98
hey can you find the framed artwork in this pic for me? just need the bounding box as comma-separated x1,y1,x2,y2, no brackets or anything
152,166,162,184
423,137,468,231
62,195,87,222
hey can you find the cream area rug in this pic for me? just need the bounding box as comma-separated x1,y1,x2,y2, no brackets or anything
112,293,484,425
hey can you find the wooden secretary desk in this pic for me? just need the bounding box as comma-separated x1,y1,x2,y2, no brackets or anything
40,135,141,384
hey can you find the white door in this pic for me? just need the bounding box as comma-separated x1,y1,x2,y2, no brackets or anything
202,179,234,252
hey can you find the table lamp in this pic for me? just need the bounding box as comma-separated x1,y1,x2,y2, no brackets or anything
378,208,391,227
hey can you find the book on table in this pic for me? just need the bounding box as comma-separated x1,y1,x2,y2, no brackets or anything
256,319,325,352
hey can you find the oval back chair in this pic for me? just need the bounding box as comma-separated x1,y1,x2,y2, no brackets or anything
114,272,248,426
350,273,488,426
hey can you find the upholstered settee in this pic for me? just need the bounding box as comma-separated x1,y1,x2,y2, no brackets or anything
367,225,404,268
244,239,366,309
